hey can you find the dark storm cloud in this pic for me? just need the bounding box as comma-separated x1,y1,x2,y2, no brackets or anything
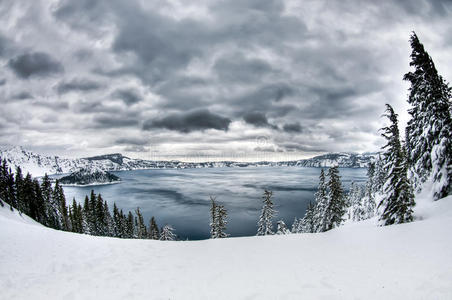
143,109,231,133
213,53,274,83
283,123,303,133
11,92,33,100
0,79,6,86
115,137,148,146
243,112,277,129
8,52,64,79
56,78,102,94
111,88,141,106
93,114,139,129
0,36,6,57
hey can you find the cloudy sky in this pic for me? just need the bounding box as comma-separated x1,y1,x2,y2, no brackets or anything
0,0,451,161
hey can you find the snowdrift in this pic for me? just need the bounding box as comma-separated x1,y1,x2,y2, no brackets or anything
1,196,451,299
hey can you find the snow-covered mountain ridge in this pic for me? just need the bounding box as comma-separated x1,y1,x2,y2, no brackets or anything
0,145,376,177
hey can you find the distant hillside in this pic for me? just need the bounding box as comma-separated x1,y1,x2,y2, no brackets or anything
0,145,377,177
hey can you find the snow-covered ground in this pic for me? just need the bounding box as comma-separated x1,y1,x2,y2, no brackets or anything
1,195,451,299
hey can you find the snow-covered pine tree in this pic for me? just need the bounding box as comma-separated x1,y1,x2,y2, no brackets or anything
291,217,300,233
346,182,366,222
82,195,91,234
378,104,415,225
216,204,229,238
326,166,345,231
95,193,105,236
364,162,377,218
312,168,330,232
135,207,147,239
160,225,176,241
300,201,316,233
276,220,290,234
148,216,160,240
209,196,218,238
209,196,229,239
373,154,386,193
257,190,276,236
112,203,122,237
126,211,135,238
103,201,114,237
54,180,69,231
403,32,452,200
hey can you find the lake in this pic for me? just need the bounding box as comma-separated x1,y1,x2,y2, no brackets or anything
62,167,367,240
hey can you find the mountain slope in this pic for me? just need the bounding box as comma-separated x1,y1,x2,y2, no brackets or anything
0,146,377,177
1,195,451,299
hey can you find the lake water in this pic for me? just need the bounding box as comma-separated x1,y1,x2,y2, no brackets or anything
62,167,367,240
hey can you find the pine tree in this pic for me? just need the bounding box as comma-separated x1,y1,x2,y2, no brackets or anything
160,225,176,241
276,220,290,234
325,166,345,231
300,201,316,232
403,32,452,199
135,207,147,239
126,211,135,238
378,104,415,225
148,216,160,240
257,190,276,236
209,196,218,239
112,203,122,237
41,174,54,227
312,169,329,232
54,180,69,231
82,195,91,234
209,196,229,238
215,204,228,238
103,201,114,237
291,217,300,233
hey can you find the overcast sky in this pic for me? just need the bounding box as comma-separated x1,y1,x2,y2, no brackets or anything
0,0,451,161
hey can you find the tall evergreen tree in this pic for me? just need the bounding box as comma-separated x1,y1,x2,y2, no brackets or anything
257,190,276,236
135,207,147,239
378,104,415,225
215,204,228,238
54,180,69,231
325,166,345,231
209,196,218,239
148,216,160,240
403,32,452,199
126,211,135,238
300,201,316,233
312,169,329,232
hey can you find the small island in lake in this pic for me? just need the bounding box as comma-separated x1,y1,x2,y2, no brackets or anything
59,168,121,186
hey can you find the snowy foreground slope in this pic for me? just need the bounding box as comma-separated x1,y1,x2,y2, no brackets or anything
1,196,452,300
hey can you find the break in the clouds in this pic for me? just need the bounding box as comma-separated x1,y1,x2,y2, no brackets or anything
0,0,451,160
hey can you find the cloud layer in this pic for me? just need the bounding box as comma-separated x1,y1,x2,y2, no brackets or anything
0,0,451,160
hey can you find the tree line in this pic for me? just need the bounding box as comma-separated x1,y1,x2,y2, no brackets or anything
0,163,176,241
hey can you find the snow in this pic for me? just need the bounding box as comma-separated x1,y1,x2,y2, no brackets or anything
0,145,375,177
1,195,451,299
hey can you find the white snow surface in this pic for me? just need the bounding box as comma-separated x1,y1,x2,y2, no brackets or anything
1,195,452,299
